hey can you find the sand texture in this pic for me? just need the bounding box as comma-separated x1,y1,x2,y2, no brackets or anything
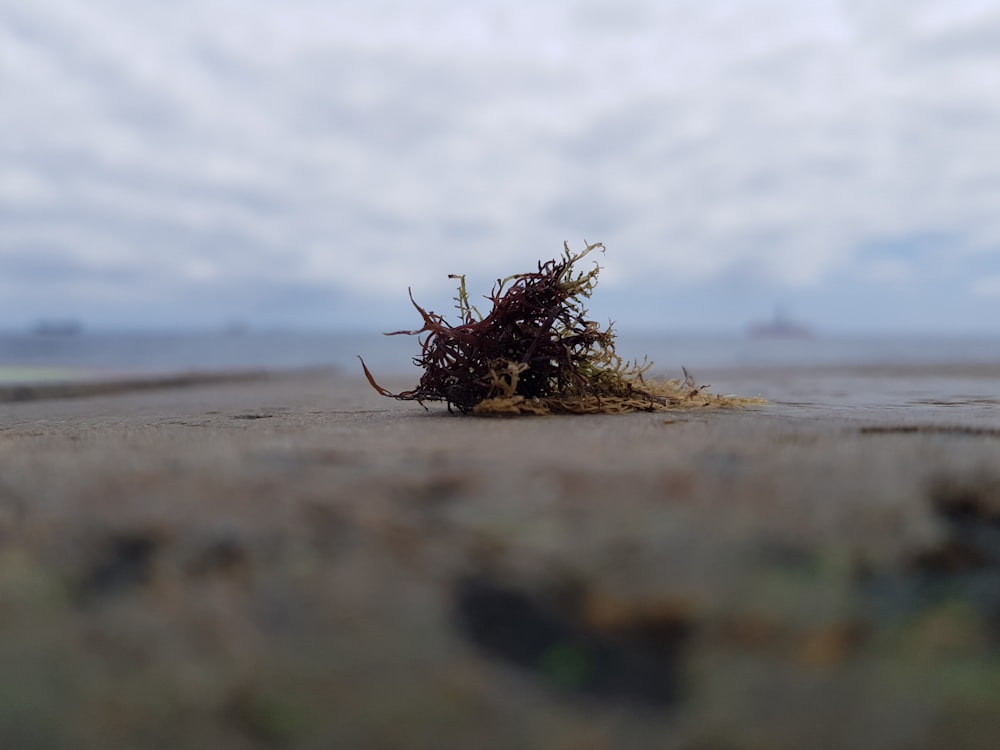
2,366,1000,749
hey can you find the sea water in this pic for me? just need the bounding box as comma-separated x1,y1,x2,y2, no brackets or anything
1,330,999,384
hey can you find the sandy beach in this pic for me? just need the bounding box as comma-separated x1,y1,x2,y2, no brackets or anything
2,365,1000,749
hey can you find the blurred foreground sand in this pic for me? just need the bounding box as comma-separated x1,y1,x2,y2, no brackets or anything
1,367,1000,749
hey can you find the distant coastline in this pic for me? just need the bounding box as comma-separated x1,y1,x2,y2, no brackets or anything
31,319,84,337
747,310,813,339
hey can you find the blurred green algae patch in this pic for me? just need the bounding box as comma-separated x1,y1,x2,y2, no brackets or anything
0,366,92,384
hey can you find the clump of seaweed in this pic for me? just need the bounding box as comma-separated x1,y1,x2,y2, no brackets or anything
360,242,762,415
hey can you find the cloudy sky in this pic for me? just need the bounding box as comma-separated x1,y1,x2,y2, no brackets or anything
3,0,1000,333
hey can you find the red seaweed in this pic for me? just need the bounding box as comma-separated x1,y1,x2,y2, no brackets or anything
360,242,763,415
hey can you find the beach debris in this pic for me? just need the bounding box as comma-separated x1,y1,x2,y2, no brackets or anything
453,572,692,706
360,242,764,415
77,531,162,605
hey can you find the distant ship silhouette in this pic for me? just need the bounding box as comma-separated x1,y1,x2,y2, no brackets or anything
747,308,813,339
31,319,83,336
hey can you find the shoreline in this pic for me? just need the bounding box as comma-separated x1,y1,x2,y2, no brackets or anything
0,368,277,403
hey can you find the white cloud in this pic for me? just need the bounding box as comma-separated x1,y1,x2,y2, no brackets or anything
972,276,1000,298
859,258,914,284
3,0,1000,329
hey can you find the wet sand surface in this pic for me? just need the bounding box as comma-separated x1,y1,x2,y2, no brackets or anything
2,366,1000,749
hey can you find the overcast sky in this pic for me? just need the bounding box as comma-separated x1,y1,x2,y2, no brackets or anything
3,0,1000,333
